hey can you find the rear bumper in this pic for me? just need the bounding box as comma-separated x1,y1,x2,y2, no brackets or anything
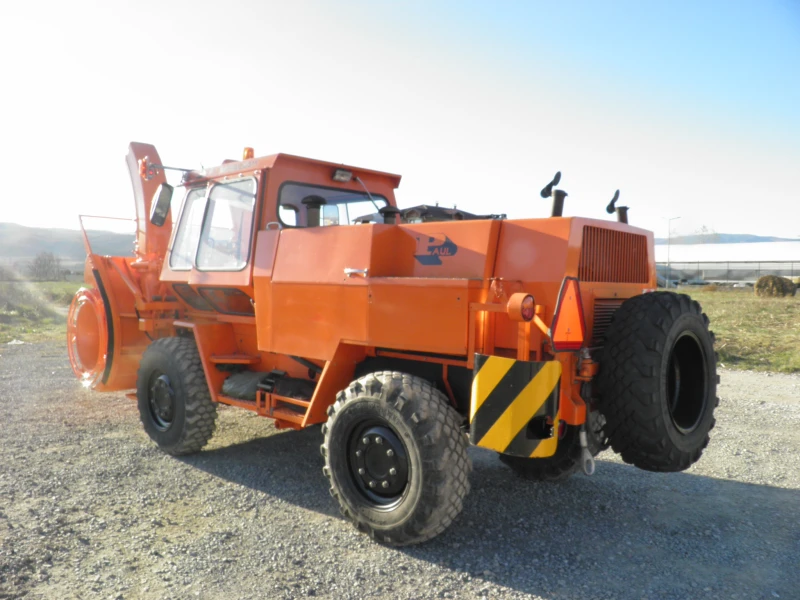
469,354,561,458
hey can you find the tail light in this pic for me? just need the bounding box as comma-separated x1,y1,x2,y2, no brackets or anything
549,277,586,352
507,293,535,322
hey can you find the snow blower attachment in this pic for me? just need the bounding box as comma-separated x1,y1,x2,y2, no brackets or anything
68,143,719,545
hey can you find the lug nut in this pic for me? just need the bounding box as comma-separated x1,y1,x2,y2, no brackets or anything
355,450,362,457
389,468,397,476
358,468,365,475
375,437,383,445
362,437,369,445
381,481,389,489
369,481,377,488
386,449,394,457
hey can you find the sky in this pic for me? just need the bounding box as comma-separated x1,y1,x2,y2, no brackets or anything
1,0,799,239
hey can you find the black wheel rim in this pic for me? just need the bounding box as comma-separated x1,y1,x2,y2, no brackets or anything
666,332,708,434
148,371,175,432
347,420,409,509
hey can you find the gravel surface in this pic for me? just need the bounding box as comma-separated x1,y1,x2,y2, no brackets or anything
1,341,799,600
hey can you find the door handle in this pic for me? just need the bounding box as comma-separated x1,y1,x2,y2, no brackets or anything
344,268,369,277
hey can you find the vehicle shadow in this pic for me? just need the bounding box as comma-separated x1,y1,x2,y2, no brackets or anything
182,427,800,599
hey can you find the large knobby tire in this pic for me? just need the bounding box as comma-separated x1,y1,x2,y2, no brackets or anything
137,337,217,456
596,292,718,472
321,371,471,546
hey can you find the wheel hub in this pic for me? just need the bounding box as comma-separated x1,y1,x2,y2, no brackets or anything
349,424,408,505
148,373,175,431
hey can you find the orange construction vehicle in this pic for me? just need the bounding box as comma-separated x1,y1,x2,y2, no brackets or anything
68,143,718,545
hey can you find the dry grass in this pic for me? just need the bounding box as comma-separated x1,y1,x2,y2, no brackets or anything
0,281,81,343
687,287,800,373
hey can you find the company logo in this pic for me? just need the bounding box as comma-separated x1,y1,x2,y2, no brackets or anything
414,233,458,266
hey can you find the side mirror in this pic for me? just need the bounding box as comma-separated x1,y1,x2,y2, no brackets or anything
150,183,174,227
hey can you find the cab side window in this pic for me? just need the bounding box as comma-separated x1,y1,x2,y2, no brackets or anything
170,188,207,270
277,183,387,227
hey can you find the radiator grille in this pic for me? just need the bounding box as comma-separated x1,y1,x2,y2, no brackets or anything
591,299,624,345
579,226,649,283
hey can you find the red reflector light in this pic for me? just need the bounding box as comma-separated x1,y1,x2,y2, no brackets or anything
507,293,536,322
521,295,535,321
549,277,586,352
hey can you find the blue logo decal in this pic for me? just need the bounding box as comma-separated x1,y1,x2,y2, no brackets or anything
414,233,459,266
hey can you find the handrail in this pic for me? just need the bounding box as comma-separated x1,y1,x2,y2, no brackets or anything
78,215,136,257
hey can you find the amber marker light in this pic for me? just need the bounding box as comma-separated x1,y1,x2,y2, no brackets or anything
242,147,254,160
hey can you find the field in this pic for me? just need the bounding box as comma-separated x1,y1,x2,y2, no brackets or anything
1,282,798,373
689,287,800,373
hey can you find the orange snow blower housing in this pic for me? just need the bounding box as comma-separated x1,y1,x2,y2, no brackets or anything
68,142,719,546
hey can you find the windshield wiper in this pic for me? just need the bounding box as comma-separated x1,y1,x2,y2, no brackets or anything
354,176,381,212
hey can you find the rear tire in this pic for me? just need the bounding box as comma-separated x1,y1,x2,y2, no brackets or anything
499,425,582,482
596,292,718,472
499,409,606,482
321,372,471,545
137,337,217,456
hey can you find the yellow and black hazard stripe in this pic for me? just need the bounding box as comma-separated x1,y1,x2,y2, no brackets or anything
469,354,561,458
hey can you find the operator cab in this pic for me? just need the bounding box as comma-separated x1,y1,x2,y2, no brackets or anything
153,150,401,317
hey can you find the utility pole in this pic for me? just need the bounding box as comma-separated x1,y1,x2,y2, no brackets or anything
667,216,681,289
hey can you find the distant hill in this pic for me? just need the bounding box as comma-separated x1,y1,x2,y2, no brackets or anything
655,233,800,245
0,223,135,266
2,222,798,268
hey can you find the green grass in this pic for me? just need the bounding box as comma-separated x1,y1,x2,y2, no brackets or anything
0,280,84,344
686,287,800,373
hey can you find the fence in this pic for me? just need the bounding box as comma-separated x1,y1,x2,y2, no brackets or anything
656,261,800,283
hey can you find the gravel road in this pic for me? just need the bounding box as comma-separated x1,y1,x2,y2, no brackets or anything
1,341,799,600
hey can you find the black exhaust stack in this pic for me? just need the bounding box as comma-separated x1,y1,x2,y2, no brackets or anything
605,190,629,224
379,206,401,224
540,172,567,217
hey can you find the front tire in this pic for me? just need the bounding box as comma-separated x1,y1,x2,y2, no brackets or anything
137,337,217,456
596,292,718,472
321,372,471,546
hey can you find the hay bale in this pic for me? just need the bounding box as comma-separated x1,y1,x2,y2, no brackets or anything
754,275,797,297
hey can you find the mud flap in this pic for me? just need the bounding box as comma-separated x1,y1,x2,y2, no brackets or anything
470,354,561,458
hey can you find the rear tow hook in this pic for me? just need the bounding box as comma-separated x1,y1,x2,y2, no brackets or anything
579,427,596,476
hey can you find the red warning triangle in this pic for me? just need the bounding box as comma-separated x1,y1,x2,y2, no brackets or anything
550,277,586,352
